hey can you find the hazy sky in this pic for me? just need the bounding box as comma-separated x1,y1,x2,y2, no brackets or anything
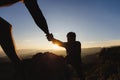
0,0,120,50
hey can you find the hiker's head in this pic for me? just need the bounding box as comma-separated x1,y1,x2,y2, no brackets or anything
67,32,76,42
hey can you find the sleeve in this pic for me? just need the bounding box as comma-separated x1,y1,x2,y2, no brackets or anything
23,0,49,35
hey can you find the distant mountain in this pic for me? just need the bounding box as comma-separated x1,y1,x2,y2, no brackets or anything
84,46,120,80
0,46,120,80
0,47,102,62
81,47,102,57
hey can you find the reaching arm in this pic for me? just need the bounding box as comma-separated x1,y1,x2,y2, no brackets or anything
52,38,65,47
0,0,21,7
23,0,49,35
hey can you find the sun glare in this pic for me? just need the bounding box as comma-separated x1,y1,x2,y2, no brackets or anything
53,44,59,50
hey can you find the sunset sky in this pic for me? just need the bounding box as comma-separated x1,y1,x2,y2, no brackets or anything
0,0,120,50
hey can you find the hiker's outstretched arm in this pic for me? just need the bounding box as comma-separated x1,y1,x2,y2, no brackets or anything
52,38,65,47
23,0,49,35
0,0,21,7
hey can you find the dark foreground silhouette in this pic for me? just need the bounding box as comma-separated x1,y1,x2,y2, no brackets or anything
28,52,70,80
0,52,72,80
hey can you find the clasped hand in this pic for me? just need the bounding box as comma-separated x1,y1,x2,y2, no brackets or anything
46,33,54,41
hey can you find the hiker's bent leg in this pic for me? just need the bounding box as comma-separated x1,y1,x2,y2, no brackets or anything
0,17,21,64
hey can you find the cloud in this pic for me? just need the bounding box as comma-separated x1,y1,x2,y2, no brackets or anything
24,40,32,42
82,40,120,48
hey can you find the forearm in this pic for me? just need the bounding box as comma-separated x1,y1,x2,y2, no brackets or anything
23,0,49,34
52,38,65,47
0,0,21,7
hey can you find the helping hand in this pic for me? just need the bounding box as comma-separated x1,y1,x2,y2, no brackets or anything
46,33,54,41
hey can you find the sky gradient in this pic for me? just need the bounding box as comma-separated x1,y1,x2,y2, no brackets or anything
0,0,120,50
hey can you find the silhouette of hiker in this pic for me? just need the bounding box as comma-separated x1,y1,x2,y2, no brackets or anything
0,0,49,78
47,32,85,80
